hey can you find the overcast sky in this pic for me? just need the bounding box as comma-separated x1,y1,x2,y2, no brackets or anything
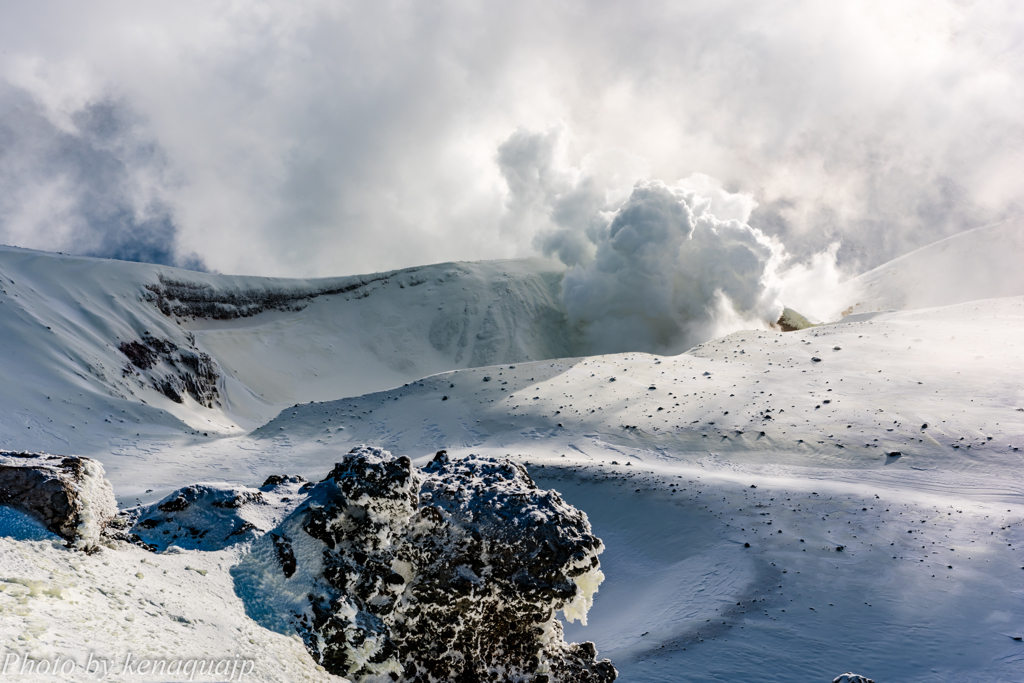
0,0,1021,278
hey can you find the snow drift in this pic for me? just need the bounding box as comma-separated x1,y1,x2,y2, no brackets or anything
232,446,614,682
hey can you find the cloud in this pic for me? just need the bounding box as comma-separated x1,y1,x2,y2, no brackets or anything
562,180,784,354
496,127,788,353
0,88,204,270
0,0,1020,278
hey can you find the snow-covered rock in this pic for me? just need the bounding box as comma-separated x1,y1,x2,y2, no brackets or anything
118,331,221,408
128,476,310,551
832,674,875,683
233,446,615,682
0,451,116,550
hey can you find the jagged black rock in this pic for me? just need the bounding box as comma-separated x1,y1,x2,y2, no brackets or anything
233,446,616,682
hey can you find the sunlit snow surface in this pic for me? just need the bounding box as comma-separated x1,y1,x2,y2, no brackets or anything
0,233,1023,681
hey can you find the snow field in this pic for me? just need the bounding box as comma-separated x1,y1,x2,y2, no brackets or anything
0,535,342,682
1,234,1024,681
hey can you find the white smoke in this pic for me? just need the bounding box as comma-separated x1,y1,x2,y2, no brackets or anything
498,127,848,354
561,181,786,354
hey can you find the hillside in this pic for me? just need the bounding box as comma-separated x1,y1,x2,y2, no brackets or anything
836,218,1024,318
0,227,1023,682
0,246,572,455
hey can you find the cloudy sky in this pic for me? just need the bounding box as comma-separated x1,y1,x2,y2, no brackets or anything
0,0,1021,278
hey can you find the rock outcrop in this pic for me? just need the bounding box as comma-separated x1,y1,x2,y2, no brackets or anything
118,332,221,407
832,674,875,683
128,476,310,551
0,451,117,550
233,446,615,682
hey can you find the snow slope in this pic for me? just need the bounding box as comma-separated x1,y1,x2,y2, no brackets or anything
217,297,1024,682
2,228,1024,682
836,218,1024,319
0,246,572,458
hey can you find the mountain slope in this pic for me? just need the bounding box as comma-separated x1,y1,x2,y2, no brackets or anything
1,227,1024,682
836,217,1024,318
0,246,572,455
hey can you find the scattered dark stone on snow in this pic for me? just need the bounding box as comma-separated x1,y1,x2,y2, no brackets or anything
233,446,615,682
0,451,117,550
812,357,822,362
744,543,751,548
887,452,902,457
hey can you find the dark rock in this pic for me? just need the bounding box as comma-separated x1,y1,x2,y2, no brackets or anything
0,451,117,550
832,674,875,683
131,481,305,551
118,332,220,407
234,446,615,682
271,533,297,578
261,474,308,489
143,272,407,320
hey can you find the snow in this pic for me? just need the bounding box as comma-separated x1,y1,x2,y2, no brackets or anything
0,229,1023,681
836,217,1024,319
72,458,118,551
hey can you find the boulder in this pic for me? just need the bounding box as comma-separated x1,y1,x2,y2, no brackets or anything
0,451,117,550
129,476,309,551
233,446,616,682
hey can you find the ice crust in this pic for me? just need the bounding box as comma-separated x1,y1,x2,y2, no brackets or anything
233,446,615,682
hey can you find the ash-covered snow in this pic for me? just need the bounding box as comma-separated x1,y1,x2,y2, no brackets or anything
233,446,615,682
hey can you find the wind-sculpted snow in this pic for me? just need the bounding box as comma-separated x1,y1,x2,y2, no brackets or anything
0,452,116,550
232,446,615,682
